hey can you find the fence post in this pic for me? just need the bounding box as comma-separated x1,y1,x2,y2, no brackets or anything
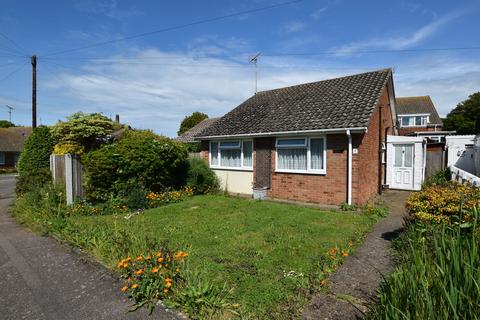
65,154,74,205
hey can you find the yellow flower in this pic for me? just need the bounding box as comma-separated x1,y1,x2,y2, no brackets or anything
165,278,172,288
135,256,143,261
151,267,159,273
131,283,139,289
157,257,164,263
134,269,144,275
121,286,128,292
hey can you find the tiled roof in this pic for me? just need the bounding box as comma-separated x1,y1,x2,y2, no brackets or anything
175,118,219,143
0,127,32,152
198,69,392,138
396,96,442,125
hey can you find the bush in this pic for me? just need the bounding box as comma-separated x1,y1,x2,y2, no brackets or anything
83,130,189,202
53,142,85,155
186,158,219,194
15,168,52,195
422,168,451,188
406,182,480,224
17,126,55,176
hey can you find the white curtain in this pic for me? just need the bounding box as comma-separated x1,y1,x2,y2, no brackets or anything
277,148,307,170
211,142,219,166
243,141,253,167
221,149,241,167
311,139,324,170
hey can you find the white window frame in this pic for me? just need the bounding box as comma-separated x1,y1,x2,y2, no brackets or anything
275,136,327,175
398,114,430,127
0,152,4,165
209,140,253,171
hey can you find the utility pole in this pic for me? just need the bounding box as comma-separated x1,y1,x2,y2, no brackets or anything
31,54,37,128
249,52,261,94
5,105,13,122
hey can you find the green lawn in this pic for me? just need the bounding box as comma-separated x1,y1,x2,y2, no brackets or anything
59,195,375,318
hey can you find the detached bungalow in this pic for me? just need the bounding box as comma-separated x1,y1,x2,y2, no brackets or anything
0,127,32,168
197,69,397,206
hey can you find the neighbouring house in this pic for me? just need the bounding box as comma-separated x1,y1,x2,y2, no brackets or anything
175,117,219,143
396,96,454,141
0,127,32,168
197,69,396,206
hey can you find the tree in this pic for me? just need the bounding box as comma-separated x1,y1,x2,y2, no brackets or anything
443,92,480,134
0,120,15,128
16,126,56,194
51,112,115,151
177,112,208,136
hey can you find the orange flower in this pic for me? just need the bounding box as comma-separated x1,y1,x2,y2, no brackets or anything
156,252,163,257
121,286,129,292
157,257,164,263
173,251,188,260
151,267,159,273
341,250,349,257
320,280,327,286
165,278,172,288
135,256,143,261
163,288,169,294
131,283,139,289
146,255,152,260
134,269,144,275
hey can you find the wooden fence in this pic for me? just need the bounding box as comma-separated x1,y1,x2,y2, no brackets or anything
50,154,83,205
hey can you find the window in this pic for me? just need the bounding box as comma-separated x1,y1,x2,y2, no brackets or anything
394,145,413,168
209,140,253,169
399,115,429,127
275,137,326,174
0,152,4,165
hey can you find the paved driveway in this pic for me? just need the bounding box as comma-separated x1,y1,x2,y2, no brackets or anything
0,175,178,320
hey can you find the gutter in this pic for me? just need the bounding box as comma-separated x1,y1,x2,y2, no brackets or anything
346,130,353,205
196,126,368,140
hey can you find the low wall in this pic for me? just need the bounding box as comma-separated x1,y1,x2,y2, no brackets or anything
213,169,253,195
451,165,480,187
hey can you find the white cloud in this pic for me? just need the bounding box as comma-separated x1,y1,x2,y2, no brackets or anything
282,20,306,34
333,10,464,54
311,7,327,20
36,50,480,136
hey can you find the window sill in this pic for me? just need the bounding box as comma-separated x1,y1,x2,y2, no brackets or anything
210,166,253,172
400,125,428,128
275,169,326,175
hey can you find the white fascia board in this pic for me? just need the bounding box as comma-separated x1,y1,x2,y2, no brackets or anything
387,135,424,143
196,127,368,140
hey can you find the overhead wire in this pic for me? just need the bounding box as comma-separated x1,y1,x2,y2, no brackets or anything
42,0,303,57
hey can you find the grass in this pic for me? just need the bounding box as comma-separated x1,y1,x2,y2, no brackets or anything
368,199,480,319
14,193,377,318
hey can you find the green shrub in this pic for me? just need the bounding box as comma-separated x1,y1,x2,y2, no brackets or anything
17,126,55,176
15,168,52,195
422,168,451,188
406,182,480,224
83,130,189,202
186,157,219,194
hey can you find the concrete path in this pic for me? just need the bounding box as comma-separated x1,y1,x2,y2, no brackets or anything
0,175,179,320
302,190,411,320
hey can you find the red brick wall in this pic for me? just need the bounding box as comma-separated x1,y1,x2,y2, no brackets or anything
200,140,209,162
398,125,443,136
355,86,394,204
268,134,349,205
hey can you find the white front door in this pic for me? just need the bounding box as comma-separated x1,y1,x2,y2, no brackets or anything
392,144,414,190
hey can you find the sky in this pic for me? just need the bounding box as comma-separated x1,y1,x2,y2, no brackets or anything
0,0,479,137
